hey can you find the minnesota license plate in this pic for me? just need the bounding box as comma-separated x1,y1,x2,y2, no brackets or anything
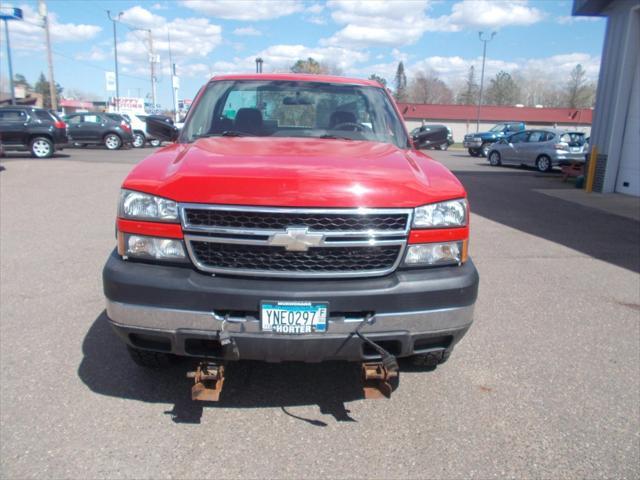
261,301,328,334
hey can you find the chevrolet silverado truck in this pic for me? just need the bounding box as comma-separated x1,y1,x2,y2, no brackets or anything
463,121,525,157
103,74,479,399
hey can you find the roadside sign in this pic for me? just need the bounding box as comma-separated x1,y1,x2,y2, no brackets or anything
0,7,23,20
105,72,116,92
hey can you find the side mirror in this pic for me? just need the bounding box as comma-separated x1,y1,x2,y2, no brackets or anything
146,116,180,142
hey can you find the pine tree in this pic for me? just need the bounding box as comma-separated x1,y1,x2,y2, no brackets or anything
394,61,407,102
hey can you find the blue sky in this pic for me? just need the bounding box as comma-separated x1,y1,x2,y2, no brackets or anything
2,0,606,107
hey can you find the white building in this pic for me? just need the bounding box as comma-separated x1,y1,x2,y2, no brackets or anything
574,0,640,196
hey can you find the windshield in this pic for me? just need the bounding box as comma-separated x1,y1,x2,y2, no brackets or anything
182,80,409,148
489,124,507,132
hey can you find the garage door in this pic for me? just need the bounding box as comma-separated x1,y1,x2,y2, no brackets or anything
615,51,640,196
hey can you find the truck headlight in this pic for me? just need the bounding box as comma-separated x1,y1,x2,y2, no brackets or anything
404,241,464,266
119,189,178,222
412,199,467,228
119,233,187,262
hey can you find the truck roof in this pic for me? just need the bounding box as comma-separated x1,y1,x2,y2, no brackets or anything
210,73,383,87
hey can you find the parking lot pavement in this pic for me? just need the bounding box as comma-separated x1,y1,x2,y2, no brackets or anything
1,147,638,479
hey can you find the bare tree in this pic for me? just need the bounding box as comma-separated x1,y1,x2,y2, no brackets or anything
485,71,520,106
566,64,595,108
290,57,342,75
408,70,454,104
368,73,387,87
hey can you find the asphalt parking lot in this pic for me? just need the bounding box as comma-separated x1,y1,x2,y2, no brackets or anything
1,146,638,479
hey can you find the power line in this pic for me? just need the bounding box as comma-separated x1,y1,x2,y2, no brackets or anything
51,49,149,82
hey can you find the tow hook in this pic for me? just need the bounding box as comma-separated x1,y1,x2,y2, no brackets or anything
187,362,225,401
362,361,399,399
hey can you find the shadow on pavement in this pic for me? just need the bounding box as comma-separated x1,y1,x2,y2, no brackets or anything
79,312,421,424
454,170,640,273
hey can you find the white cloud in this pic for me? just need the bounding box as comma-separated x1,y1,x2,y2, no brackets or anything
556,15,601,24
306,3,325,14
6,4,101,52
233,27,262,36
114,7,222,78
448,0,544,28
151,2,169,10
181,0,303,20
322,0,455,48
75,46,108,62
523,53,600,80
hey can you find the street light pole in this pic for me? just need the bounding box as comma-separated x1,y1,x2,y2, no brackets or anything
107,10,123,111
1,7,23,105
475,31,496,133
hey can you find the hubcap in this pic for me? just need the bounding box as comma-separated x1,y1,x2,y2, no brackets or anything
106,135,119,149
490,153,498,164
33,140,50,157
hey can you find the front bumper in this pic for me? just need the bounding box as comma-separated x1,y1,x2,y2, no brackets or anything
463,139,482,148
103,250,479,362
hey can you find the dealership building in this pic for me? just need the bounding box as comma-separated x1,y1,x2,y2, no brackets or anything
573,0,640,196
399,103,592,145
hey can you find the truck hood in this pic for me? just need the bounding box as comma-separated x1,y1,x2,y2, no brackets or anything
123,137,465,208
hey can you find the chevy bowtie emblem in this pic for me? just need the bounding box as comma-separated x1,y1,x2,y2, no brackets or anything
269,227,324,251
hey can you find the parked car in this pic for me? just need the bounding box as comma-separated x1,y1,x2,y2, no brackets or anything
103,73,479,400
410,124,454,150
115,113,162,148
65,112,133,150
486,129,586,172
0,106,68,158
463,121,526,157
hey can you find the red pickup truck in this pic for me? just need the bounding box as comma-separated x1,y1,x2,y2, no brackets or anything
103,74,478,398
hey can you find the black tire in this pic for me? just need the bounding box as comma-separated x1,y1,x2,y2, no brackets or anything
104,133,122,150
439,142,449,151
480,142,491,157
149,138,161,147
127,346,173,368
468,148,479,157
30,136,54,158
488,150,501,166
536,155,552,172
132,132,145,148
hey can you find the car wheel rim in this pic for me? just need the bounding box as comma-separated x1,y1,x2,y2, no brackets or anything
106,136,120,149
133,135,144,147
33,140,51,157
490,153,498,165
539,158,549,171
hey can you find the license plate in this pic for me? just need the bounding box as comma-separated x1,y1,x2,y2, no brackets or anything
570,147,581,153
261,301,328,334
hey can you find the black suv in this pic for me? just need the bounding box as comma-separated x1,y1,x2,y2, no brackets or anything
65,112,133,150
0,106,69,158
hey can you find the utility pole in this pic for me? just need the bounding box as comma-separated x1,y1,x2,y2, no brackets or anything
167,28,178,122
255,57,263,73
148,29,157,110
0,7,23,105
38,0,57,111
107,10,123,111
475,31,496,133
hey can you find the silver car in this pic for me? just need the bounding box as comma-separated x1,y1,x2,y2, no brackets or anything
486,129,586,172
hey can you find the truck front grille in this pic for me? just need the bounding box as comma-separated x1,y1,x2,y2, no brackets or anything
183,209,408,231
180,205,411,278
190,242,401,273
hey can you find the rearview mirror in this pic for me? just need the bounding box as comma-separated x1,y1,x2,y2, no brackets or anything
146,116,180,142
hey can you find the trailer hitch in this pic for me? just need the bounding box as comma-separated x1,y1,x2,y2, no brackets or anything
362,361,399,399
187,362,225,401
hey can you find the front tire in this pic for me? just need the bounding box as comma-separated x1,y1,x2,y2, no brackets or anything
30,137,54,158
536,155,552,172
104,133,122,150
439,142,449,151
127,346,173,368
468,148,479,157
488,150,501,166
132,132,145,148
149,138,161,147
480,142,491,157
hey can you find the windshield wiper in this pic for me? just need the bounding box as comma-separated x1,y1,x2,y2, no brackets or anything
319,134,353,141
191,130,251,140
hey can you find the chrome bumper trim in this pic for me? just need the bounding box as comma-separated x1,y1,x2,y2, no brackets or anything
106,299,474,335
